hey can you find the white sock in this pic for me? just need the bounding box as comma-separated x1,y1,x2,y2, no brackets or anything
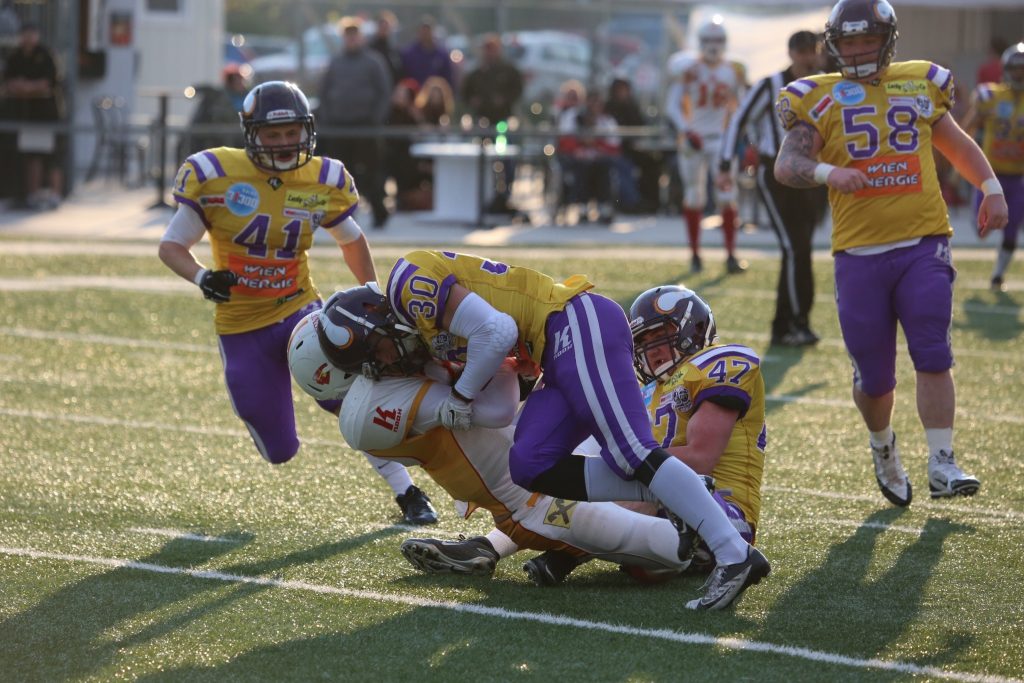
925,427,953,459
484,529,519,558
645,457,747,565
993,247,1013,279
362,451,414,495
869,425,894,449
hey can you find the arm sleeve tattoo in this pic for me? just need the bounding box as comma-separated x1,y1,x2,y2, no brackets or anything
775,123,823,189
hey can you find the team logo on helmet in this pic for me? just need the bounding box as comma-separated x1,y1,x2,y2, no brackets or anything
313,362,332,385
654,289,693,314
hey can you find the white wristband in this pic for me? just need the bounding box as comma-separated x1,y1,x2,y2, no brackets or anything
193,268,208,286
981,178,1003,197
813,163,836,185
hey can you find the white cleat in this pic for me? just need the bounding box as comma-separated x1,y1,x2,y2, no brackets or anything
928,450,981,498
872,433,912,507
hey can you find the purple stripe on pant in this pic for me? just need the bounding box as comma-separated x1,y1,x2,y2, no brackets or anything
217,301,340,464
834,235,955,397
975,174,1024,249
509,293,658,487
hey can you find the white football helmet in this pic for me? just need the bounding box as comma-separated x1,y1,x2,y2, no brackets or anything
697,15,727,63
288,311,357,401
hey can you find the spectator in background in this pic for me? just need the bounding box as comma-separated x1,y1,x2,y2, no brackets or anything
414,75,454,127
385,78,433,211
369,10,403,85
461,33,524,214
2,22,63,209
605,78,658,213
557,90,621,224
977,37,1009,86
182,63,250,157
462,33,523,126
400,16,454,91
554,79,586,121
319,16,392,228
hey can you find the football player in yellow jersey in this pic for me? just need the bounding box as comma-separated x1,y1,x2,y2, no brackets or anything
157,81,437,525
963,43,1024,291
318,255,770,610
774,0,1008,507
629,286,765,566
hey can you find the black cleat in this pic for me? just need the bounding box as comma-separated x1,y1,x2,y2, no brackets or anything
523,550,586,586
396,485,438,525
400,535,498,575
725,255,747,274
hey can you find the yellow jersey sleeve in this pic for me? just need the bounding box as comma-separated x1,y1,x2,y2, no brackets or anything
313,157,360,229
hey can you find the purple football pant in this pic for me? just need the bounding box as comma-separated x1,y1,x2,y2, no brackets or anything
217,301,341,464
509,292,659,487
834,235,955,397
975,173,1024,249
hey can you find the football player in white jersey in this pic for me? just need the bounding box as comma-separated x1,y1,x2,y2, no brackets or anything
665,16,747,274
285,299,700,585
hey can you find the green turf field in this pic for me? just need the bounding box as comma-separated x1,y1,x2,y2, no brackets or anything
1,239,1021,682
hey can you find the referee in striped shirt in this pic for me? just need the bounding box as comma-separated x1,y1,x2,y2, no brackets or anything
717,30,824,347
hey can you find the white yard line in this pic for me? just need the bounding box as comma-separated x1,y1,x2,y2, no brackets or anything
763,486,1024,522
0,545,1017,683
0,326,216,354
0,407,337,448
2,406,1020,525
127,527,242,544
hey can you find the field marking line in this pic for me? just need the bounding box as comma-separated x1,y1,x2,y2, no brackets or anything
763,486,1024,522
2,407,1023,523
0,545,1017,683
0,326,217,354
0,407,337,448
3,322,1011,362
127,528,243,544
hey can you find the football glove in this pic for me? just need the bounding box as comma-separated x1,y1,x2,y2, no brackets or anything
197,269,238,303
438,389,473,431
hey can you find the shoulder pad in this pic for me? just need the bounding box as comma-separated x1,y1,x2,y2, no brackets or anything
339,376,428,451
184,149,229,184
925,62,953,92
782,77,822,100
688,343,761,369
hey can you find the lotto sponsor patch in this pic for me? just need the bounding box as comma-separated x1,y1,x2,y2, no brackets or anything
850,154,923,197
227,253,300,298
284,190,328,211
885,79,928,95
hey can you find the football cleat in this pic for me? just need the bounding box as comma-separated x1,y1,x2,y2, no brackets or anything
690,254,704,274
871,433,912,507
685,545,770,610
928,450,981,498
991,276,1006,293
400,535,498,576
725,255,747,274
522,549,586,586
396,485,438,525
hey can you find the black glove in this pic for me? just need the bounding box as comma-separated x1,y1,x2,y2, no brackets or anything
198,269,237,303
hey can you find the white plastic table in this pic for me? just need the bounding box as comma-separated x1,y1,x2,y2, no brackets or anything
409,142,520,224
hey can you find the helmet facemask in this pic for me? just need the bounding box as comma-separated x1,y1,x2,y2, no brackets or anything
243,119,316,172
